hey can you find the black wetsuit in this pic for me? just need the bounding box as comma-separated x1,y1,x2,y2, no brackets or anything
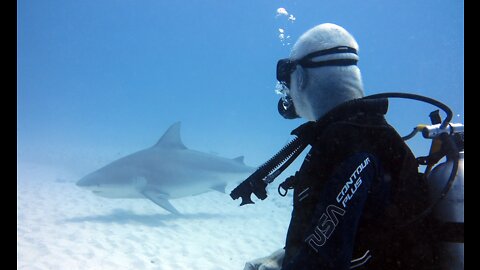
281,98,437,270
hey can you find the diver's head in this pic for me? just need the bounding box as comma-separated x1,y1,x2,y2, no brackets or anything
276,23,364,121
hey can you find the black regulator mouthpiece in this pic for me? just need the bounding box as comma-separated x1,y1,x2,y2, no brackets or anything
278,96,300,119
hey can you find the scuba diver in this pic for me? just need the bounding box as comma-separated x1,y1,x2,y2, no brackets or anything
231,23,464,270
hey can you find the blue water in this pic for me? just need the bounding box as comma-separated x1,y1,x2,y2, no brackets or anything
17,0,464,268
18,0,464,165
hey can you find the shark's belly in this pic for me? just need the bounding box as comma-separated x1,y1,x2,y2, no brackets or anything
158,180,216,199
149,170,247,199
93,188,144,199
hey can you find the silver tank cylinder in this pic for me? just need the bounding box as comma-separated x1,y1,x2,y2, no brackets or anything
428,151,464,270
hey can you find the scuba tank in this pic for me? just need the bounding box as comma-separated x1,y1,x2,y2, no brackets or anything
428,151,464,269
413,110,464,270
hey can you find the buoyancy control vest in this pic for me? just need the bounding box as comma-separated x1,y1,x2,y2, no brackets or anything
280,98,434,269
230,92,464,270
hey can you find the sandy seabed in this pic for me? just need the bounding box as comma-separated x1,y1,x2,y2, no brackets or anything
17,161,293,270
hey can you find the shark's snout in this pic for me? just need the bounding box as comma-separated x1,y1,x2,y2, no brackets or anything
76,178,88,187
76,174,100,190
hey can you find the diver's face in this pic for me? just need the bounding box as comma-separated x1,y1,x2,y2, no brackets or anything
288,68,312,120
276,46,360,121
275,58,313,121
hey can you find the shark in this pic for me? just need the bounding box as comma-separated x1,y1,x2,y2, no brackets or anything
76,122,256,214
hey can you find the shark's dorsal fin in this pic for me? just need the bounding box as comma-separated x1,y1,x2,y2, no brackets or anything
154,122,187,149
232,156,245,165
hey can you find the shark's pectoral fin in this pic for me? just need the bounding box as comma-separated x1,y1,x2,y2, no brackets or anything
211,184,227,194
142,190,181,215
